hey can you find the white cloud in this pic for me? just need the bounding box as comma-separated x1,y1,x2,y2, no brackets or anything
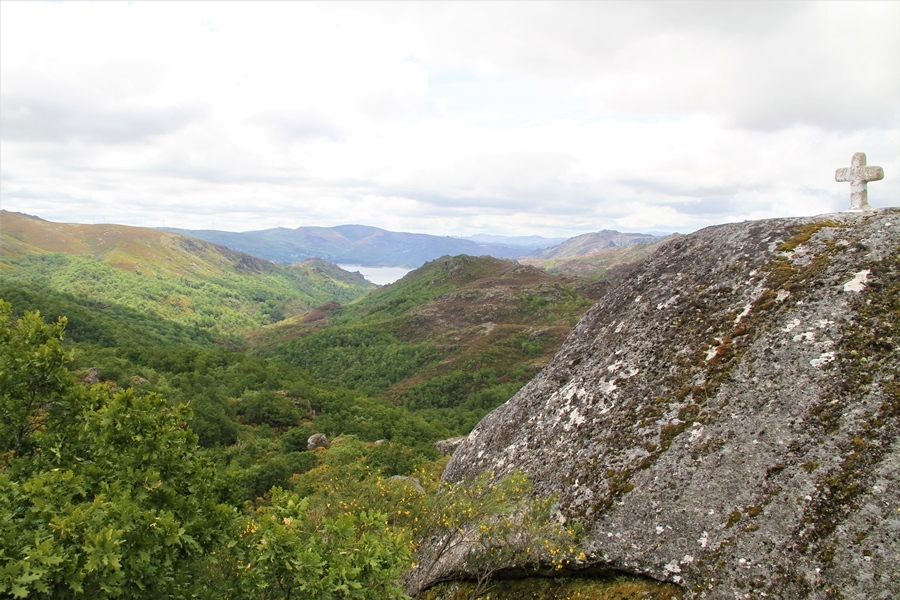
1,1,898,240
247,109,346,146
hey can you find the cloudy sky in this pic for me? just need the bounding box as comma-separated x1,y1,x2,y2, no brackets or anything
1,1,898,238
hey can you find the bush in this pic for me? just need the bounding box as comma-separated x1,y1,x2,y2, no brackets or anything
241,452,319,499
215,488,410,599
279,424,317,453
190,395,239,447
234,390,301,428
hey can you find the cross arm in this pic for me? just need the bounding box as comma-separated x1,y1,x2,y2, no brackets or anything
835,165,884,183
861,165,885,182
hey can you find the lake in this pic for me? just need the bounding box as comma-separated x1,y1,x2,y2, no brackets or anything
337,264,415,285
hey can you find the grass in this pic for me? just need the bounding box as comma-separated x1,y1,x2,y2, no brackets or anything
422,575,684,600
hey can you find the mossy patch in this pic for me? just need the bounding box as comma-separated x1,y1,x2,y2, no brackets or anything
725,510,742,528
422,574,684,600
776,220,845,252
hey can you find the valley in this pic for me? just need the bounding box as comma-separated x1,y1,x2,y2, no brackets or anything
5,209,896,598
1,209,670,598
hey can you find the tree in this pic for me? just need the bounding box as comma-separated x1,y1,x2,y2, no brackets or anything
0,303,233,598
0,301,73,456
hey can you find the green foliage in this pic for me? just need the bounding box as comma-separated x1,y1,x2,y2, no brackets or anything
0,306,232,598
234,390,303,428
0,307,587,599
279,425,317,454
283,438,586,600
194,437,433,596
0,301,74,456
63,340,450,452
0,280,215,348
0,235,619,599
239,452,318,499
400,369,524,413
190,394,239,447
265,327,437,396
212,488,411,599
408,471,581,599
367,441,421,478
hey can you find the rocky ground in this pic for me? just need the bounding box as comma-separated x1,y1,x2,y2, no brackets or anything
433,209,899,599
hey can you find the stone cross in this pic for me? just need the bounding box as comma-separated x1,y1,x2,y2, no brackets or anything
835,152,884,211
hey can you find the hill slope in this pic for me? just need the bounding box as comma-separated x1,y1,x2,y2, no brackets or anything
427,209,900,598
0,211,374,341
254,255,609,430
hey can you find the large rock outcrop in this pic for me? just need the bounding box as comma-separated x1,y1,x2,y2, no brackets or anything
440,209,899,598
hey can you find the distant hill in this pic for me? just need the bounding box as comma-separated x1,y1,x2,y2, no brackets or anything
0,211,375,342
521,230,674,278
454,233,569,248
157,223,674,277
537,229,666,259
160,224,542,268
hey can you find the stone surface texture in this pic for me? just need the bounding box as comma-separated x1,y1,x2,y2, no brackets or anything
439,210,899,599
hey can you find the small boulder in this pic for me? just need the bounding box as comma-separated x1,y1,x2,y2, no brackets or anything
529,328,549,340
307,433,329,451
83,367,100,385
434,436,466,456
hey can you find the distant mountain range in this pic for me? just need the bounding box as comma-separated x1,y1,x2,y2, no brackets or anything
158,224,552,267
1,209,671,281
159,224,667,268
456,233,570,247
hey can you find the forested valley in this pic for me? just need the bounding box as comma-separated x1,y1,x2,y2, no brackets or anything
0,213,674,599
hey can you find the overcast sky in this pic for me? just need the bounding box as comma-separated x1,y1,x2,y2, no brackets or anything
1,1,898,238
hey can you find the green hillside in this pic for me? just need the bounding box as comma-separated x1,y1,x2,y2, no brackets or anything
0,211,375,344
0,213,676,599
0,212,616,437
0,214,611,488
0,213,454,464
255,255,608,431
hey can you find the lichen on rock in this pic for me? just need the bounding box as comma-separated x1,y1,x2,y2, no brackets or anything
436,209,900,598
